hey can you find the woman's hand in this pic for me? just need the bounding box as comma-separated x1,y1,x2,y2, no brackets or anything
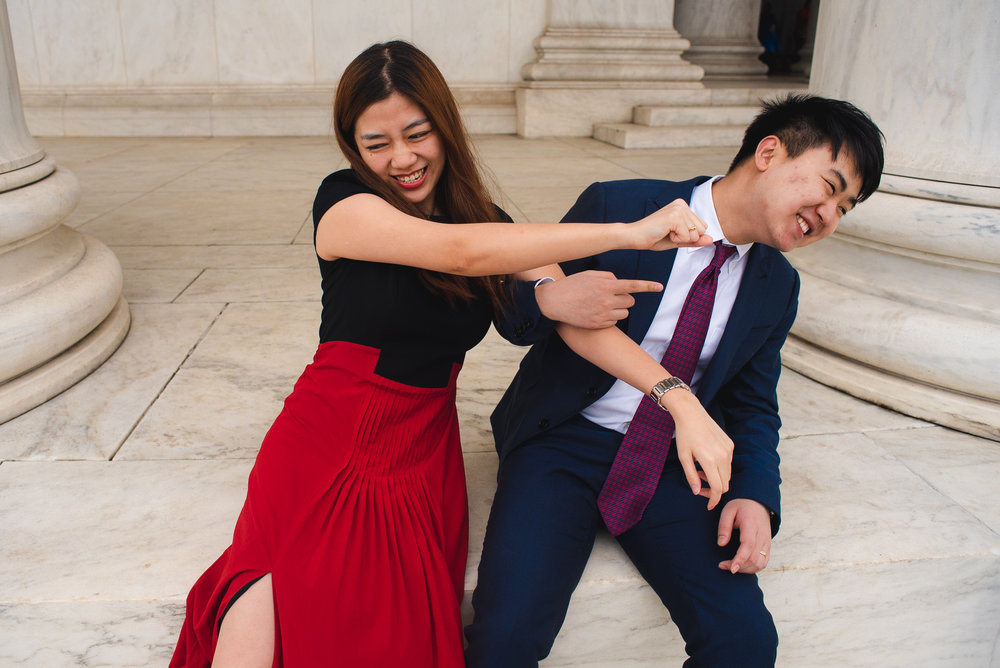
657,388,734,510
630,199,713,251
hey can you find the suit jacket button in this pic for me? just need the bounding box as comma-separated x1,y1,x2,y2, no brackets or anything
586,386,598,398
537,418,549,430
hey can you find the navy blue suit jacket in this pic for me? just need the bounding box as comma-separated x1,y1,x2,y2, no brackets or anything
493,177,800,534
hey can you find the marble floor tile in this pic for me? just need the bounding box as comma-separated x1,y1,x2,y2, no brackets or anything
0,303,222,461
110,243,316,270
69,160,212,195
62,189,146,228
765,556,1000,667
291,211,314,245
605,147,733,181
502,185,592,222
866,425,1000,534
0,600,181,668
39,137,161,165
215,136,345,168
0,459,253,603
176,267,320,302
486,154,642,190
157,157,332,193
115,365,295,460
117,302,319,460
777,368,928,438
100,137,253,163
121,267,201,303
41,136,250,166
179,302,320,373
79,190,312,246
775,430,1000,569
555,136,648,158
472,135,592,160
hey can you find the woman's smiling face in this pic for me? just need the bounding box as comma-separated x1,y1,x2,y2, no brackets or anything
354,92,445,215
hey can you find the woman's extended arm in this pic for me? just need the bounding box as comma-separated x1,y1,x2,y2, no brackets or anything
513,264,734,508
316,193,710,274
555,322,734,510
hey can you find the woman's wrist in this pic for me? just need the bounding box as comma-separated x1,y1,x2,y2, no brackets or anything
651,376,693,413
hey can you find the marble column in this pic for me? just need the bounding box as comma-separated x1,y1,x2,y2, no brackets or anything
782,1,1000,441
517,0,705,137
673,0,768,80
0,2,129,424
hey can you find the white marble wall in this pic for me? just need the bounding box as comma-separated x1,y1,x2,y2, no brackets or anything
7,0,547,135
7,0,544,88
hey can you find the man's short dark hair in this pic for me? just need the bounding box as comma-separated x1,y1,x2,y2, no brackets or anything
729,94,885,202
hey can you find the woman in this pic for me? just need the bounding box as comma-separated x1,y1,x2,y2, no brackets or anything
171,40,732,668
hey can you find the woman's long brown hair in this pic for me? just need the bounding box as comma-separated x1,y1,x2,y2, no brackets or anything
333,40,511,311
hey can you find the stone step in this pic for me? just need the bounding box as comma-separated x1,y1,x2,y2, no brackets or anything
593,122,746,149
633,103,761,127
592,83,808,149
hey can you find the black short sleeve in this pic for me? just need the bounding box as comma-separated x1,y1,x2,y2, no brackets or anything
312,169,373,234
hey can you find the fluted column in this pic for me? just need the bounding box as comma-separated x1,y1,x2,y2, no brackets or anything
673,0,768,80
0,2,129,424
783,1,1000,440
517,0,704,137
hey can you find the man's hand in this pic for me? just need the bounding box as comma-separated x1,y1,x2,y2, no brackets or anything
535,271,663,329
717,499,772,575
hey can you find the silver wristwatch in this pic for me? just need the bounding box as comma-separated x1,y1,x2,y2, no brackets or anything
649,376,691,411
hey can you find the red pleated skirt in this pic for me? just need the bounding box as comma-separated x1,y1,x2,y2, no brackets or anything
171,341,468,667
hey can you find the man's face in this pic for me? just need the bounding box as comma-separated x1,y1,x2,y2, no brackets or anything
756,141,862,251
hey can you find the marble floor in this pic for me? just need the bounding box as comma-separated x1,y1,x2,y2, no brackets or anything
1,135,998,667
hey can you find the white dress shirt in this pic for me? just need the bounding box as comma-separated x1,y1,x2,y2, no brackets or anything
580,177,753,434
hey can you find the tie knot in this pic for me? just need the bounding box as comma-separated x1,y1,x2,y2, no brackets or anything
710,240,736,270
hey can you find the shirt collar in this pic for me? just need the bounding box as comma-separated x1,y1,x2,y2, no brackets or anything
688,176,753,259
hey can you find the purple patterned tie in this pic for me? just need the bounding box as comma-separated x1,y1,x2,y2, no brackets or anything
597,241,736,536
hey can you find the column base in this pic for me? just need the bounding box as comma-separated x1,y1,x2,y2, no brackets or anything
783,336,1000,442
0,295,130,424
683,39,768,79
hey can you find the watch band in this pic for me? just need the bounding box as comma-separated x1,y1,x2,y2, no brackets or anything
649,376,691,411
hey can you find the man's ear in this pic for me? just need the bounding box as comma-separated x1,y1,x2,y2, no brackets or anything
754,135,782,172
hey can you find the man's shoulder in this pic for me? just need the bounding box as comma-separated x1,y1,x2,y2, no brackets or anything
747,243,799,287
589,175,710,200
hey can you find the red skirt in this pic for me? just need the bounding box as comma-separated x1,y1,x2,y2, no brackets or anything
171,341,468,667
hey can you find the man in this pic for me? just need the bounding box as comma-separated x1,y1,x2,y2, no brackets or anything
466,95,885,666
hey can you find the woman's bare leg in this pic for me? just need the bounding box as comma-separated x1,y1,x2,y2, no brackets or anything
212,573,275,668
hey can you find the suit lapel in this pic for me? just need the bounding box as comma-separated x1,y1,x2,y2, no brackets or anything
623,177,712,344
